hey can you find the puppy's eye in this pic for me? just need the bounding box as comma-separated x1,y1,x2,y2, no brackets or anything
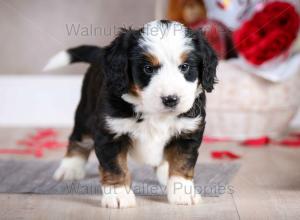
143,65,154,74
179,63,190,74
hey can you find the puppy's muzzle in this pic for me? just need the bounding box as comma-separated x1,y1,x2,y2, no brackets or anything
161,95,179,108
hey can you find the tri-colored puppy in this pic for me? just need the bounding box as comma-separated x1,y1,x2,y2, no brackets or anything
44,20,218,208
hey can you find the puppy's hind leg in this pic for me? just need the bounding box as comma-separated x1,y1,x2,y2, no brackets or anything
53,134,93,181
53,99,94,181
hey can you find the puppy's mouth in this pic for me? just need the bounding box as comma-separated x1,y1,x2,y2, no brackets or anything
159,104,190,116
121,93,189,116
160,108,177,113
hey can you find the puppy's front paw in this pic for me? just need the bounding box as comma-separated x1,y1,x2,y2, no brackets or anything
167,176,202,205
156,161,169,186
53,157,86,181
101,185,136,208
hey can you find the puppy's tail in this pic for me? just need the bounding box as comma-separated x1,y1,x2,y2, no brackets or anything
43,45,102,71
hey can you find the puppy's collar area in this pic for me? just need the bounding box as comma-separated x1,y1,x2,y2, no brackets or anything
179,94,204,119
121,93,144,122
135,112,144,123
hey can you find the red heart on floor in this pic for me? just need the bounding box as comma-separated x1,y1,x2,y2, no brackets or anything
211,151,241,160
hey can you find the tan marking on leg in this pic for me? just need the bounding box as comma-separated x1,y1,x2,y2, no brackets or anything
65,135,94,160
165,147,194,180
165,146,201,205
100,150,131,187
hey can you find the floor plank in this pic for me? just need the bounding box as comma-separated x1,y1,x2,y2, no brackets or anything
230,145,300,220
1,127,300,219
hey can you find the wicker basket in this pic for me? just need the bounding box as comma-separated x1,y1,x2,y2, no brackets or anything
205,61,300,140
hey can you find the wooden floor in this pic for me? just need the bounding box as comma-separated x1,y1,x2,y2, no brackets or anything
1,128,300,220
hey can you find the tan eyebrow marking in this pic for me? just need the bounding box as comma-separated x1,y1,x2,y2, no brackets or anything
180,52,189,63
144,53,160,66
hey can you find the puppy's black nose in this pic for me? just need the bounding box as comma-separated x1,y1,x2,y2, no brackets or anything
161,95,179,108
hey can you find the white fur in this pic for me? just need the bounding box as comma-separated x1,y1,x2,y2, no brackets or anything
121,94,141,106
101,185,136,208
106,115,202,166
43,51,71,71
53,156,86,181
138,21,198,115
76,136,94,150
167,176,202,205
141,21,192,64
156,161,169,186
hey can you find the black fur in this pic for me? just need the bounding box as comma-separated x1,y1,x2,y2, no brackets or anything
68,45,102,64
103,28,142,97
191,30,218,92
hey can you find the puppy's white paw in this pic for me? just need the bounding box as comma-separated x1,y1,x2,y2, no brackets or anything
156,161,169,186
53,157,86,181
167,176,202,205
101,185,136,208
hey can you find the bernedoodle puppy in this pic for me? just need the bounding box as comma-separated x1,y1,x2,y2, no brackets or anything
44,20,218,208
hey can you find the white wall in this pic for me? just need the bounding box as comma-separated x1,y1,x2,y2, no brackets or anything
0,0,158,75
0,75,82,127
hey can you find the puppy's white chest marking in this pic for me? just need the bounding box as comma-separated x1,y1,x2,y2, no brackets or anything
106,115,201,166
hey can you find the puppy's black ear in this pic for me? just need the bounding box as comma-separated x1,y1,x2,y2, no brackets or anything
104,29,133,96
193,30,218,92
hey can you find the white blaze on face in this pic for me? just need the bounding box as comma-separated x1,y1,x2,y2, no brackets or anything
138,21,198,114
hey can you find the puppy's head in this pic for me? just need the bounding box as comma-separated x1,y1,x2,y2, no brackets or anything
104,20,218,115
